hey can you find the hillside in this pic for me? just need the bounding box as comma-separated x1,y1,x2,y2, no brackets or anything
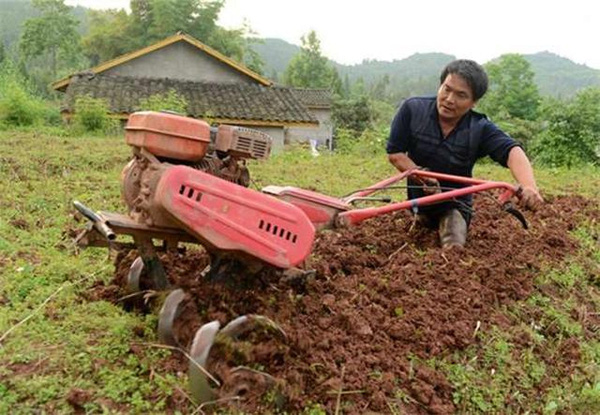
1,1,599,98
250,37,301,80
0,0,88,55
524,51,600,97
0,0,37,50
256,38,600,98
336,53,456,100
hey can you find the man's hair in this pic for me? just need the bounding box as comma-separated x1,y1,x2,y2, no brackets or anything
440,59,488,101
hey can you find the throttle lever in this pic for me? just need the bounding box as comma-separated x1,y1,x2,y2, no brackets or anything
503,202,528,229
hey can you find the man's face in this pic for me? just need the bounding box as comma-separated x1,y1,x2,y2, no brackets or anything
436,73,476,122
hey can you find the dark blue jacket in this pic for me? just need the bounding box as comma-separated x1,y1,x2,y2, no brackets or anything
387,96,521,221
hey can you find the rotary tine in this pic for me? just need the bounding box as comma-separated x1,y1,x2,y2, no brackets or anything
189,321,221,403
220,314,287,341
187,314,287,404
157,289,186,346
126,256,145,293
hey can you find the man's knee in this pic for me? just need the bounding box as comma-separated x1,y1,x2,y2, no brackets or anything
438,209,468,248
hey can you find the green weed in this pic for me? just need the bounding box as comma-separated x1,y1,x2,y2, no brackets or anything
0,128,598,413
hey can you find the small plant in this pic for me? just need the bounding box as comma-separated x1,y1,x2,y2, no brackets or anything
302,402,327,414
333,126,387,155
138,90,188,115
72,95,114,133
41,101,63,126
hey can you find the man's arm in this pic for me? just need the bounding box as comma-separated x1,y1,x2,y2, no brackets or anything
388,152,418,172
506,146,544,209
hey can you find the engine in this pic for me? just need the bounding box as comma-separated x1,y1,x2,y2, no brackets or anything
121,111,272,228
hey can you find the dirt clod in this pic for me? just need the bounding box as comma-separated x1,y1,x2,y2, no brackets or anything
92,194,599,413
66,388,92,414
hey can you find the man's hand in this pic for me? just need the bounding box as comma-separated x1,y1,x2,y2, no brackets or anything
421,177,441,195
507,147,543,210
413,173,441,195
518,186,544,210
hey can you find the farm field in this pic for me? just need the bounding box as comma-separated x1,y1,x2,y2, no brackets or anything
0,129,599,414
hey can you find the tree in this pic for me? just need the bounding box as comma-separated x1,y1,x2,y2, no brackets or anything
332,95,373,133
82,9,132,65
283,31,339,90
19,0,82,80
531,88,600,166
240,39,265,75
82,0,262,72
351,77,367,97
341,74,351,98
478,54,540,121
370,74,390,101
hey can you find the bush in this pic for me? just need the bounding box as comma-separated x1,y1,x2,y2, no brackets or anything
334,125,387,156
41,102,63,126
531,128,597,167
72,95,115,133
495,117,542,151
138,90,188,114
370,99,396,128
0,83,45,126
530,88,600,167
0,63,46,127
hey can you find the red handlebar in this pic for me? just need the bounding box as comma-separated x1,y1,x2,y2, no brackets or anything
337,170,520,227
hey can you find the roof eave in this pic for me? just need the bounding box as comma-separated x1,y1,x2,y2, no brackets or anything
61,110,318,127
52,77,71,91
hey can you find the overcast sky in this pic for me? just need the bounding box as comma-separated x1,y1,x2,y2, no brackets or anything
65,0,600,69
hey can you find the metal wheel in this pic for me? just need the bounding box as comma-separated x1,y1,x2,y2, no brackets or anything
187,315,287,404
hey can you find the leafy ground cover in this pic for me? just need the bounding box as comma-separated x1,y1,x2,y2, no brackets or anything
0,130,599,413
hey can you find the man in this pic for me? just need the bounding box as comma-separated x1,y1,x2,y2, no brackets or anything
387,59,543,248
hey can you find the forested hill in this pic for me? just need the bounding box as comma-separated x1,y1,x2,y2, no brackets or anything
251,38,301,80
256,38,600,98
0,0,88,48
523,51,600,97
2,0,599,98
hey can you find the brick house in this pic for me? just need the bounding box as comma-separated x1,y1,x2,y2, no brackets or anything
53,33,332,151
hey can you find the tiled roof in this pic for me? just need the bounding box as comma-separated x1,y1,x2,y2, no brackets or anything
63,73,318,124
290,87,333,108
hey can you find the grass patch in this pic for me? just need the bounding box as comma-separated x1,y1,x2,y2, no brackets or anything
432,217,600,413
0,128,599,412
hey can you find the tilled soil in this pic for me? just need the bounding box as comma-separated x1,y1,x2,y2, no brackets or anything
91,194,599,414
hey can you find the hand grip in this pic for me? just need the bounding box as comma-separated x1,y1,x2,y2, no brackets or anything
73,201,116,241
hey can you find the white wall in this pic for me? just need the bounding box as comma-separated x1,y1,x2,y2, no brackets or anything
285,108,333,149
248,126,285,154
105,42,254,84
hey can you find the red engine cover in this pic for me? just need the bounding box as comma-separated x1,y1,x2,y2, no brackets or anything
155,166,316,269
125,111,211,162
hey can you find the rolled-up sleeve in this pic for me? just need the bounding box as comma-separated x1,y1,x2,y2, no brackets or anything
386,102,412,154
478,121,522,167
